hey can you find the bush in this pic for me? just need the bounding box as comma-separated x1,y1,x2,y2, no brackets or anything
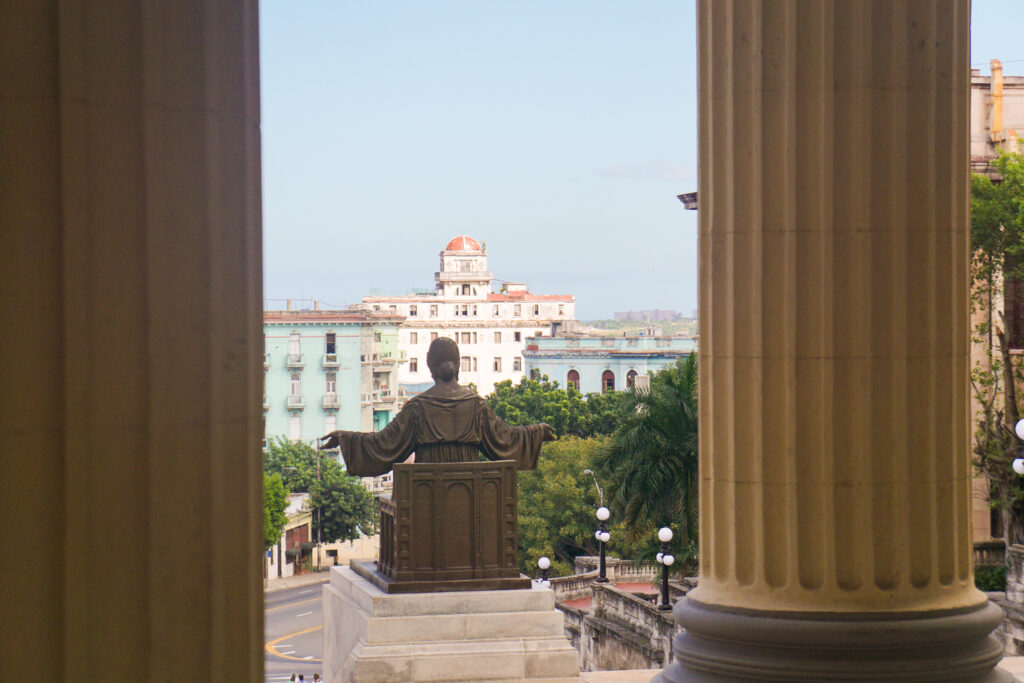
975,564,1007,592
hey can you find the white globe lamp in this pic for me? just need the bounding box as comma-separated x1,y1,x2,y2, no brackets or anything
1016,418,1024,441
596,506,610,521
1014,459,1024,476
658,527,673,543
538,556,551,570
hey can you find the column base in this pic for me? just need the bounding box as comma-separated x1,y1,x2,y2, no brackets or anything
655,597,1010,682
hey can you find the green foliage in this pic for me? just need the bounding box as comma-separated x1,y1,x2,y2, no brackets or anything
263,473,289,551
971,150,1024,544
975,564,1008,592
264,437,377,543
486,375,628,438
517,436,645,576
594,354,699,570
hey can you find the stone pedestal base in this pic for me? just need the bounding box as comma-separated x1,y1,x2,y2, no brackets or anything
655,598,1011,682
322,566,580,682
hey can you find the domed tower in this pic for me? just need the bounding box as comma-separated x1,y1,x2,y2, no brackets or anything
435,235,493,298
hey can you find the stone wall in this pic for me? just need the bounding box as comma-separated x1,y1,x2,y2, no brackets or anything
566,582,686,671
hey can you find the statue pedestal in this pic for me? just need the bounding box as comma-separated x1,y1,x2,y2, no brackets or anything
322,566,580,682
376,460,531,593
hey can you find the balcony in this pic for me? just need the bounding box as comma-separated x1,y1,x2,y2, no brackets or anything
360,392,372,405
322,393,339,409
322,353,339,368
264,353,271,369
287,394,304,410
286,353,304,368
373,389,395,404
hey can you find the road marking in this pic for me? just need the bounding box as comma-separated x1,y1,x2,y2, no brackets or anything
299,588,314,594
303,655,314,659
264,625,324,663
265,597,318,613
279,650,296,655
296,611,313,617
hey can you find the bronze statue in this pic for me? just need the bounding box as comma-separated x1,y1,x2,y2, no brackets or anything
319,337,556,475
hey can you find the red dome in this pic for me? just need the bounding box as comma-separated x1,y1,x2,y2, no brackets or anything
445,235,482,252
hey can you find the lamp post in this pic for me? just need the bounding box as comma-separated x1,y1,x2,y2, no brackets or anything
583,469,611,583
537,556,551,587
1013,419,1024,475
595,506,611,583
656,526,674,611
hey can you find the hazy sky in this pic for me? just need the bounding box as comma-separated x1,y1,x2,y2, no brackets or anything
261,1,1024,320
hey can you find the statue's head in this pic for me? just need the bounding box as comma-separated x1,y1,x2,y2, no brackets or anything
427,337,460,383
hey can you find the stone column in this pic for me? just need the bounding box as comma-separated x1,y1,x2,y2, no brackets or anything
0,2,263,680
658,1,1008,680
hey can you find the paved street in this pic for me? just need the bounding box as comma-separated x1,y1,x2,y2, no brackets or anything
264,580,327,683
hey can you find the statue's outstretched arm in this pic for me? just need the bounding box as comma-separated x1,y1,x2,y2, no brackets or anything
478,401,556,470
319,404,418,477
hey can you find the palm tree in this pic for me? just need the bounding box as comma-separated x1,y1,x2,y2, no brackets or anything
594,353,699,566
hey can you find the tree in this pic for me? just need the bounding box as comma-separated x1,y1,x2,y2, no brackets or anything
263,437,377,543
486,375,628,438
971,150,1024,544
263,472,289,551
594,354,699,569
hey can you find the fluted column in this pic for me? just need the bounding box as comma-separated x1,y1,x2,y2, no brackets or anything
0,2,263,680
659,2,1007,680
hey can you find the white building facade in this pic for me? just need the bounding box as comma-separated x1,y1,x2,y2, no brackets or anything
361,235,576,396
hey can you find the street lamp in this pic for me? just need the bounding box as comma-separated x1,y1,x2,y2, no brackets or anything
583,469,611,583
1014,419,1024,475
656,526,674,611
595,506,611,583
537,556,551,587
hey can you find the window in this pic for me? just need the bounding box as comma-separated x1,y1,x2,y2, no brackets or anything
514,331,521,342
461,332,472,344
290,372,301,396
430,332,438,341
460,260,472,272
493,357,502,372
558,304,565,316
471,305,477,317
513,304,521,317
494,331,501,343
288,415,301,441
493,304,500,316
430,305,438,317
530,368,540,380
626,370,638,388
461,356,472,372
325,371,337,393
410,305,417,316
410,357,418,373
513,357,522,372
462,284,471,295
325,332,336,354
289,331,300,355
389,304,397,312
533,304,540,316
473,357,478,371
410,332,418,344
602,370,615,393
567,369,580,392
374,331,382,342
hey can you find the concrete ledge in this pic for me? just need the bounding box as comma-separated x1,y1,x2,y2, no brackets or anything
324,565,579,682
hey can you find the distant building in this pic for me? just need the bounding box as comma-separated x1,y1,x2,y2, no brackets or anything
523,333,695,394
263,306,405,445
971,60,1024,176
613,309,683,322
359,235,576,395
265,493,312,580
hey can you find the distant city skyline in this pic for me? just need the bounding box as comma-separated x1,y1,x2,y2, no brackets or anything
260,1,1024,320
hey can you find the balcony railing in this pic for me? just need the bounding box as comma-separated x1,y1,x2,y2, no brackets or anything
322,393,339,409
373,390,394,403
287,394,304,409
286,353,304,368
360,392,372,405
322,353,339,367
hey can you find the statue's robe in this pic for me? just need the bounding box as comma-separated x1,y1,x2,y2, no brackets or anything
330,383,548,477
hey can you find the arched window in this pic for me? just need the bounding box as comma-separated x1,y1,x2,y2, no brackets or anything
601,370,615,393
567,369,580,392
626,370,638,388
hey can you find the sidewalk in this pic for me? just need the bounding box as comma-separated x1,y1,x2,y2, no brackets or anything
264,568,332,594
